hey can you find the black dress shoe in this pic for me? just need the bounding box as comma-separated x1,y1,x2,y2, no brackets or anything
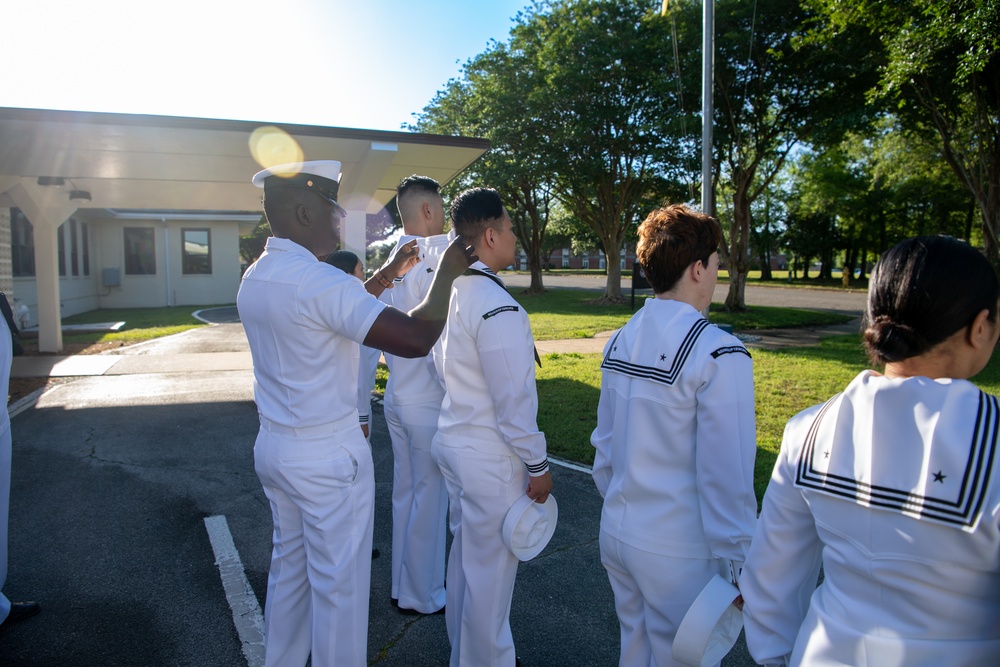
397,604,445,616
3,601,41,625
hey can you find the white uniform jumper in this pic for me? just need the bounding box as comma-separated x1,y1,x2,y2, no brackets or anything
432,263,549,667
742,371,1000,667
381,233,451,612
591,298,757,667
237,237,387,667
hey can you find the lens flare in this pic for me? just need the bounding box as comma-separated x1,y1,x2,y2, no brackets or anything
249,126,303,170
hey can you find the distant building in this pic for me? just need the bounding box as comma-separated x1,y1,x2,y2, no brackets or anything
516,247,639,272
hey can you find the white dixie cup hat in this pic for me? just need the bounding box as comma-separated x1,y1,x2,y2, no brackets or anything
501,494,557,561
672,574,744,667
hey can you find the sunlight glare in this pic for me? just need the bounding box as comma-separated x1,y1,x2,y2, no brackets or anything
249,126,304,169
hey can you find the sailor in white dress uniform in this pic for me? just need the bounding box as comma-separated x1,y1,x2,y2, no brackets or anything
380,175,451,614
742,234,1000,667
431,187,553,667
591,204,757,667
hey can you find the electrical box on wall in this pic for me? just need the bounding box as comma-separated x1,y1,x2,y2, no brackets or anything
102,268,121,287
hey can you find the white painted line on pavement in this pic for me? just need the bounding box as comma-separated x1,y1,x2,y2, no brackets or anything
204,515,266,667
549,455,592,474
8,385,51,418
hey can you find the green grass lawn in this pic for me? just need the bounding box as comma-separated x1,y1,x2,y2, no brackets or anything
535,334,1000,503
40,297,1000,506
516,289,853,340
22,305,218,350
511,268,869,291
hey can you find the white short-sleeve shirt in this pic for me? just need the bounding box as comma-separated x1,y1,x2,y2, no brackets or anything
237,237,387,428
382,233,452,407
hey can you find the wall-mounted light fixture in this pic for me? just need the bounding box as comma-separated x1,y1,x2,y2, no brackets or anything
69,190,92,203
37,176,65,187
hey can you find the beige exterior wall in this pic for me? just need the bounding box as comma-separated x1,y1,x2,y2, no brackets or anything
93,216,242,309
7,209,245,323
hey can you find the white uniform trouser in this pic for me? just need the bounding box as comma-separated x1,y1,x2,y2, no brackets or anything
384,400,448,613
254,415,374,667
600,530,723,667
0,424,11,623
433,434,527,667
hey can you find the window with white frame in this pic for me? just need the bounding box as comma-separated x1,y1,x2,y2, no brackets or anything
11,208,34,277
82,222,90,276
70,218,80,276
562,248,569,268
57,222,66,276
124,227,156,275
182,228,212,275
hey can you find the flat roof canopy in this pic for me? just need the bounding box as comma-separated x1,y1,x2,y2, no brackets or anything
0,106,489,214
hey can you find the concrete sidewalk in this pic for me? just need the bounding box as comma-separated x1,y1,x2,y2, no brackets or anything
11,319,862,379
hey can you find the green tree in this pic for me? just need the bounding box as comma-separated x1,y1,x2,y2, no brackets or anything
515,0,687,303
414,42,558,293
809,0,1000,260
239,216,270,265
669,0,877,309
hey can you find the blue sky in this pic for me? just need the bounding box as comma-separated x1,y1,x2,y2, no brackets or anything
2,0,531,131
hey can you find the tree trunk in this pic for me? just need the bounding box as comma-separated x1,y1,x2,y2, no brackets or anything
759,200,773,280
599,247,625,303
982,166,1000,264
725,269,748,312
842,243,856,288
724,173,753,312
526,250,546,294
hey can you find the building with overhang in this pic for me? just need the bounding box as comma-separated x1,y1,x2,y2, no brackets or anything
0,107,488,352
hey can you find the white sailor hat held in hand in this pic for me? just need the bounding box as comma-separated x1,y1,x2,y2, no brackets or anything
672,574,744,667
252,160,347,218
502,494,557,561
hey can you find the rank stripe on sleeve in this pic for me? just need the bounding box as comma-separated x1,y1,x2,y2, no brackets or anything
711,345,751,359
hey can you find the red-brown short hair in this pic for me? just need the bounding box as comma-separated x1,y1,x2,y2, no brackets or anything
636,204,722,293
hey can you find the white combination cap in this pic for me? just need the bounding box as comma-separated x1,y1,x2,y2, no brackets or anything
252,160,346,217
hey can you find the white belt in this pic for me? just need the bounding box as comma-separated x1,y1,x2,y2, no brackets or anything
258,413,358,437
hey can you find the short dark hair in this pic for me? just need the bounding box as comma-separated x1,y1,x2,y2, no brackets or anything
863,235,999,364
324,250,361,276
396,175,440,200
261,187,296,232
635,204,722,293
449,187,505,240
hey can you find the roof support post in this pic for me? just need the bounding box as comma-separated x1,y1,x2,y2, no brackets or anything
340,142,398,270
6,181,77,352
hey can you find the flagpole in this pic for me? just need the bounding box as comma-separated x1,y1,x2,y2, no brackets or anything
701,0,714,215
662,0,713,214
